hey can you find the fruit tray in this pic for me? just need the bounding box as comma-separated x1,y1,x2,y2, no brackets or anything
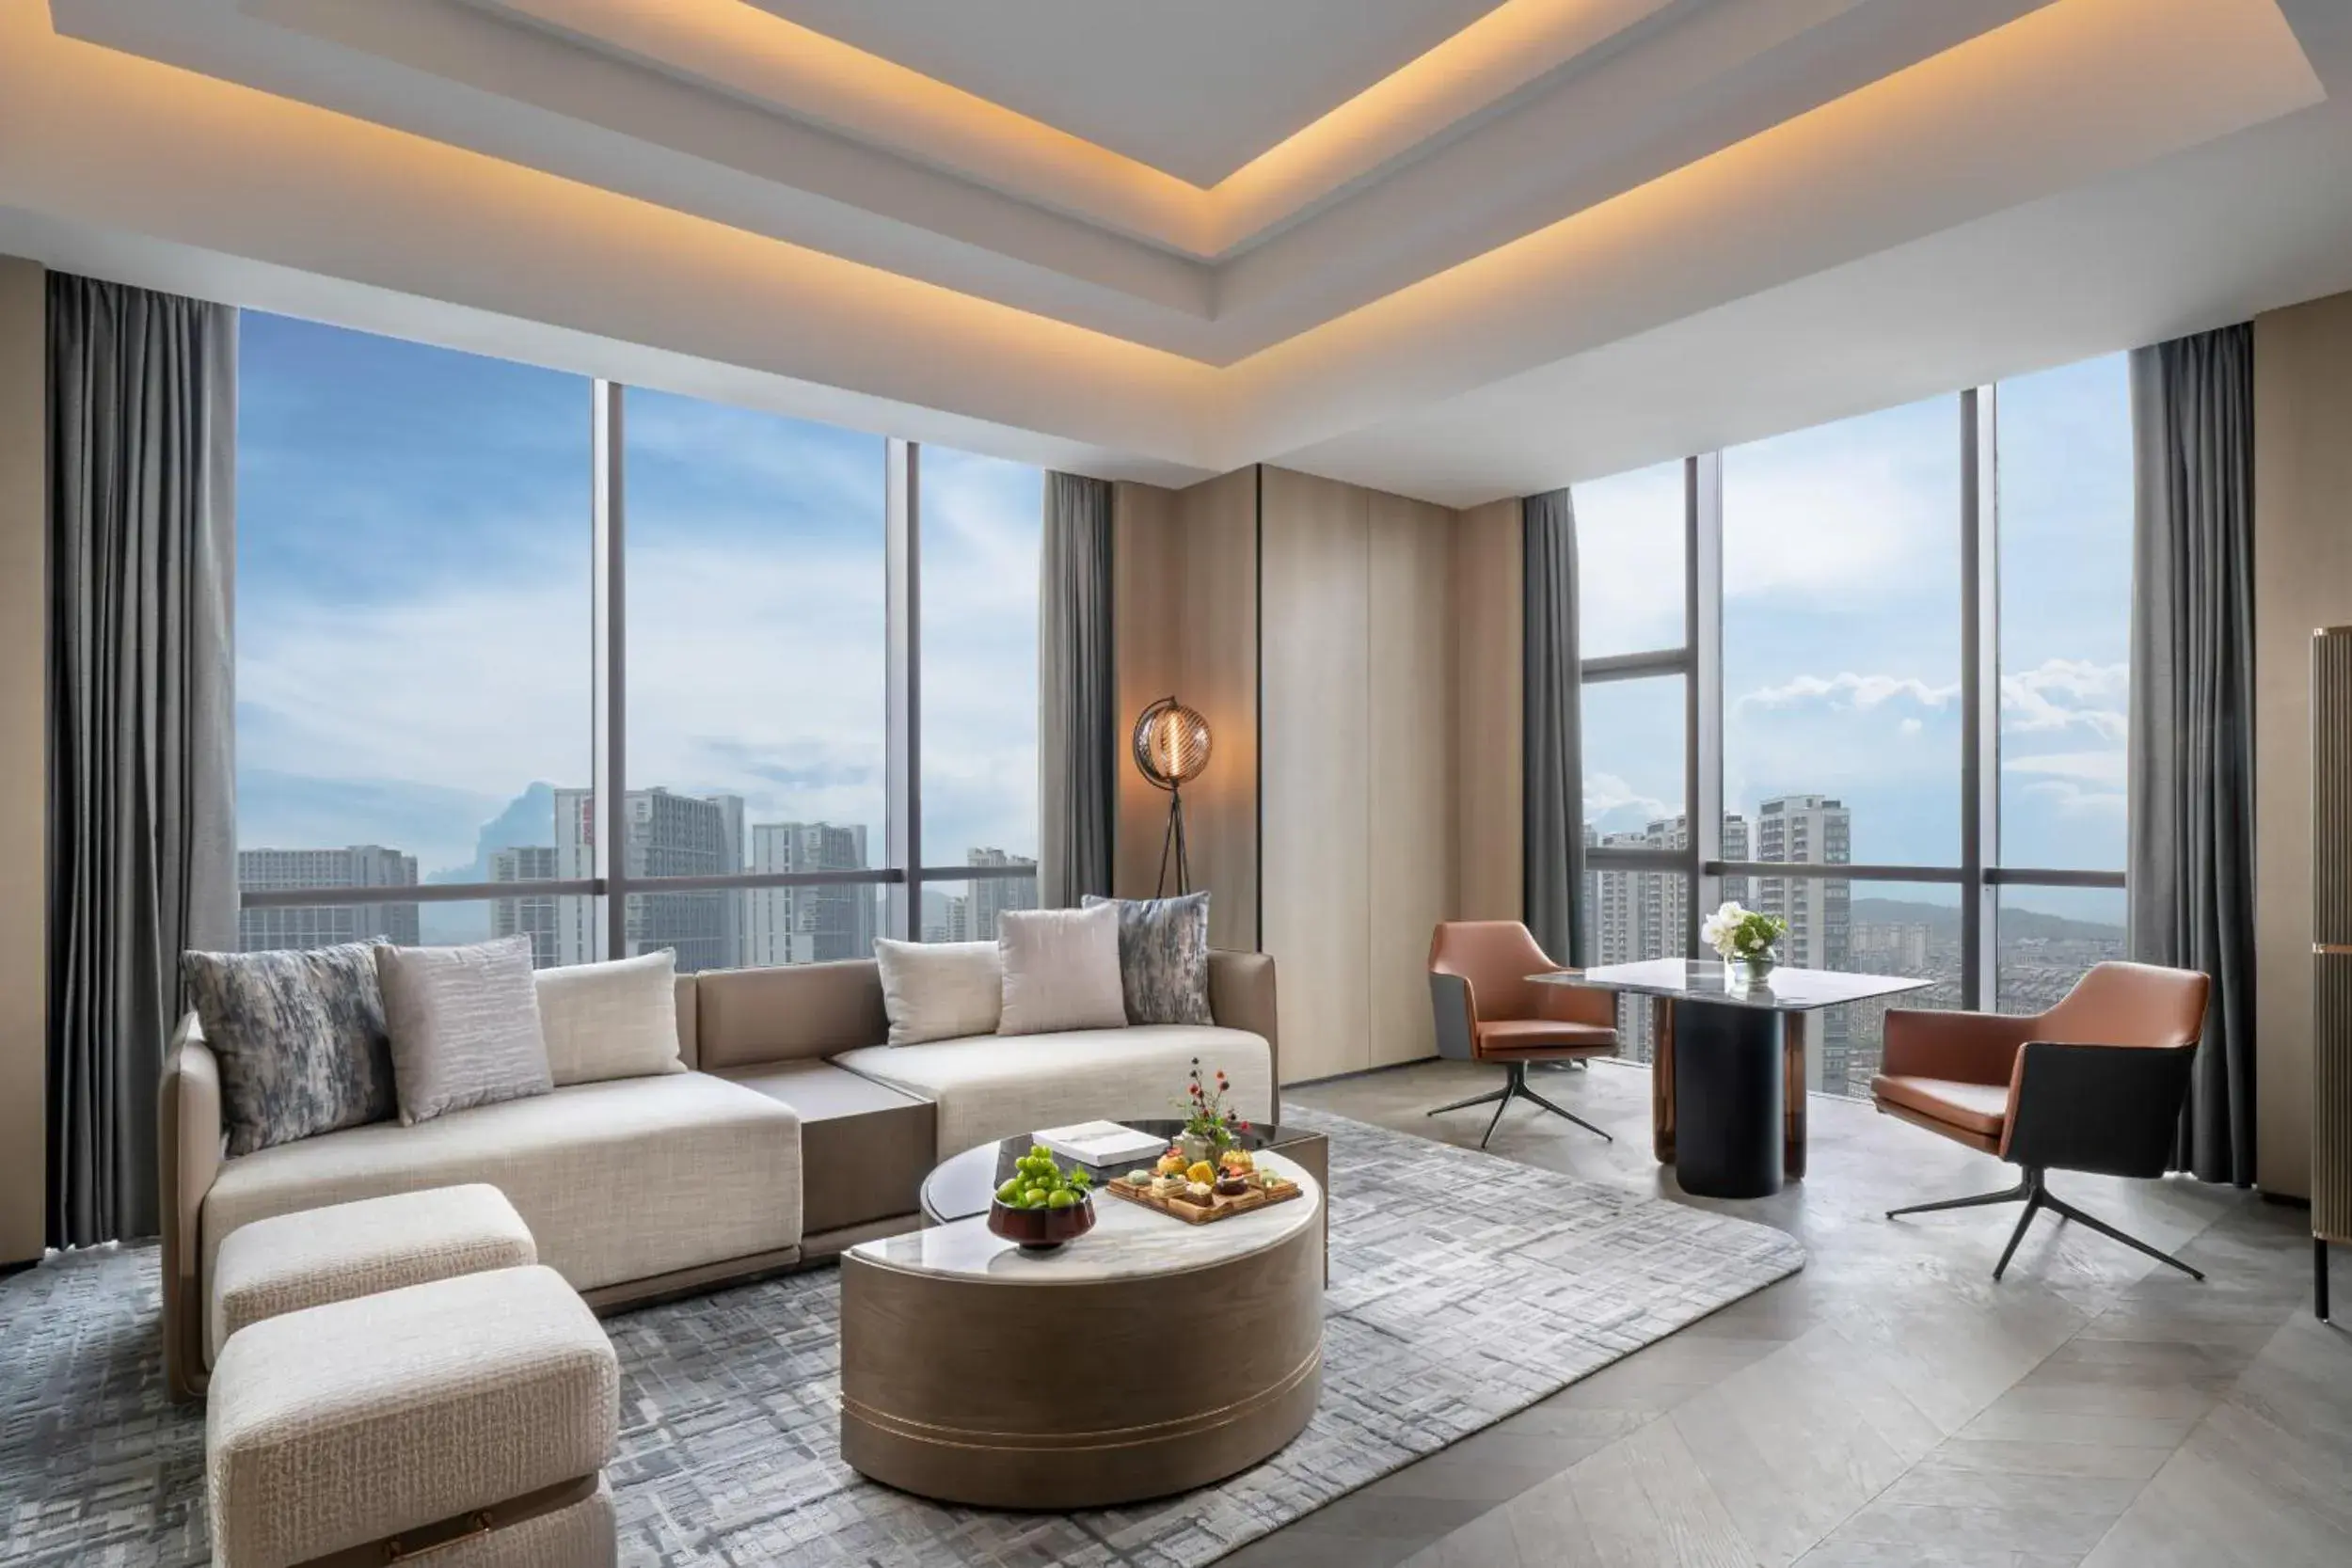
1104,1173,1303,1225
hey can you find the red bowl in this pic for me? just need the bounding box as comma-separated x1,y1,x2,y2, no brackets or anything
988,1195,1097,1252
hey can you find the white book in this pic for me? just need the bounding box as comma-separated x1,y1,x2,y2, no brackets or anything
1033,1120,1169,1169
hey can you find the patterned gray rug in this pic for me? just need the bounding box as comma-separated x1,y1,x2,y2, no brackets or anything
0,1108,1803,1566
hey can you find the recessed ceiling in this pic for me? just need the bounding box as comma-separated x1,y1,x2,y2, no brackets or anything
5,0,2344,504
749,0,1511,185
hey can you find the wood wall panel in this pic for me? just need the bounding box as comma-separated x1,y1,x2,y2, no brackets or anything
2250,295,2352,1199
0,256,44,1265
1176,468,1261,954
1260,468,1372,1085
1368,492,1456,1069
1453,499,1523,923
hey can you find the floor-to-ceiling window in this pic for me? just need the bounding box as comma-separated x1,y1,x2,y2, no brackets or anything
235,314,595,964
1993,354,2132,1008
1573,353,2134,1096
1573,459,1692,1060
916,448,1042,940
235,313,1041,970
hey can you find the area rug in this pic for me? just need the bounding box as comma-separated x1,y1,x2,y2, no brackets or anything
0,1108,1803,1566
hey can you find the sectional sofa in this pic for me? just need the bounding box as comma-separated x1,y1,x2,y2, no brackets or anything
160,949,1279,1399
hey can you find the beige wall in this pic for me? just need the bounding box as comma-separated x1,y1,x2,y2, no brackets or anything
0,255,44,1265
1110,469,1259,953
2250,293,2352,1200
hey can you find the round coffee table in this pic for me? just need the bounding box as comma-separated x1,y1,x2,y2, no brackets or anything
838,1148,1324,1510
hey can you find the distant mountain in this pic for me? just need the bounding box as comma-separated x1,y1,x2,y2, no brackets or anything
419,783,560,946
1848,895,2121,942
424,783,560,885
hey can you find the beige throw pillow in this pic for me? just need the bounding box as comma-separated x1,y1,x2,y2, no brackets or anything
997,904,1127,1037
375,936,552,1125
875,938,1005,1045
533,950,685,1086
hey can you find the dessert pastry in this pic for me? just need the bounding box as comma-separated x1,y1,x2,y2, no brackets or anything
1214,1173,1248,1197
1155,1150,1189,1178
1151,1173,1186,1199
1124,1168,1152,1187
1184,1161,1216,1185
1218,1148,1255,1176
1184,1180,1215,1204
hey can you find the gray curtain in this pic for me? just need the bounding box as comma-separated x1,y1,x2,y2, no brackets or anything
47,274,236,1247
2127,324,2256,1187
1038,471,1115,908
1524,488,1585,967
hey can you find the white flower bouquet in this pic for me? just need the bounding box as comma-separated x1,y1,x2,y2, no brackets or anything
1700,900,1787,967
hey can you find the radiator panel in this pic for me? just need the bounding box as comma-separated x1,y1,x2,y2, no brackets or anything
2313,629,2352,1243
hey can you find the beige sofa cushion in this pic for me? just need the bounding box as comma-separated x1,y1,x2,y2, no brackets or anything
203,1073,801,1312
210,1183,536,1362
832,1023,1273,1160
534,951,686,1086
207,1265,615,1568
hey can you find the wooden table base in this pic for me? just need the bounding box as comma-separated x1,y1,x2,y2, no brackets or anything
1651,999,1808,1180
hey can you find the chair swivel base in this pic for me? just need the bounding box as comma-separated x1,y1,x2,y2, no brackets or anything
1886,1167,2204,1282
1426,1061,1614,1150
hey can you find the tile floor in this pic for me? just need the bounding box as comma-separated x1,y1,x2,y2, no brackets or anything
1221,1059,2347,1568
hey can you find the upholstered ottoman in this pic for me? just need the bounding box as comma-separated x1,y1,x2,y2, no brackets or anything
207,1266,619,1568
208,1183,535,1363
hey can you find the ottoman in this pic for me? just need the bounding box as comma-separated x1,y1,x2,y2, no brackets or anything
208,1183,536,1364
207,1265,619,1568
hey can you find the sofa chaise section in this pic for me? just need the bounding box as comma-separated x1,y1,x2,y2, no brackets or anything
162,1009,802,1399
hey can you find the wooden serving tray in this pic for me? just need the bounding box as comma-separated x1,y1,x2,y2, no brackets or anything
1104,1174,1302,1225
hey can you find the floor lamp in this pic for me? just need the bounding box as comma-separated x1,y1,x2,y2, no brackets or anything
1133,696,1212,896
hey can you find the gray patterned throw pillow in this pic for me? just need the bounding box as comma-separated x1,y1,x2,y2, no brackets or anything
1082,893,1214,1026
181,942,397,1156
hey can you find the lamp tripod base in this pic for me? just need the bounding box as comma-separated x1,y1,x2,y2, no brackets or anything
1155,786,1191,897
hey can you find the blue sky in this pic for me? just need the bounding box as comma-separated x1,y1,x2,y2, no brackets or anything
1576,353,2132,923
235,312,1041,904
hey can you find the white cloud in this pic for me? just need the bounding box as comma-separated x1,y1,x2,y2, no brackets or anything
238,451,1045,874
1737,672,1960,711
1721,402,1957,599
2005,749,2126,788
1898,717,1923,736
2000,657,2126,741
1582,770,1677,823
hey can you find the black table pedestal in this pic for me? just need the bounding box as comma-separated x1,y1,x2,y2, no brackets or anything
1672,1001,1787,1198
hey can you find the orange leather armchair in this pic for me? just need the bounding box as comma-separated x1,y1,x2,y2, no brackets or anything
1426,922,1618,1148
1873,960,2210,1280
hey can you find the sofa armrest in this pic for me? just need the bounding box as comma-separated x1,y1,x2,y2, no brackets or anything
1881,1006,2038,1086
1207,949,1279,1117
160,1012,221,1402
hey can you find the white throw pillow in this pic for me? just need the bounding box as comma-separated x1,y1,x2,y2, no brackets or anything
374,936,552,1125
533,950,685,1086
997,904,1128,1037
875,938,1005,1045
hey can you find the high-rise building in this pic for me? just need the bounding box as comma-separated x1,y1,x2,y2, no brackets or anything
746,822,876,966
553,786,745,971
1752,794,1852,1091
237,846,420,951
490,845,560,969
964,848,1039,941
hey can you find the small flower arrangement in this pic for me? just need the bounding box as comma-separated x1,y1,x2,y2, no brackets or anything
1701,900,1787,965
1177,1057,1251,1152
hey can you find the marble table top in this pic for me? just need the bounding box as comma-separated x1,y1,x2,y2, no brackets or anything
1533,958,1933,1011
850,1151,1321,1286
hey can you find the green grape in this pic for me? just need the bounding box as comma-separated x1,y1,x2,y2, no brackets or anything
1046,1189,1076,1210
994,1178,1021,1203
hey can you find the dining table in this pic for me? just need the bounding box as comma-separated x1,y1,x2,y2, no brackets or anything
1532,958,1931,1198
